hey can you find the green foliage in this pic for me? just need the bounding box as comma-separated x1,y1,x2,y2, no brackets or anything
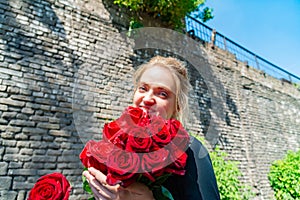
192,134,254,200
268,150,300,200
82,168,95,200
113,0,213,28
293,82,300,90
210,147,254,200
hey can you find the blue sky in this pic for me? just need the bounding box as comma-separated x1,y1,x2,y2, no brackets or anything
199,0,300,82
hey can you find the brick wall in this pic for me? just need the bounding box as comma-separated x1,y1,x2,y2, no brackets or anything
0,0,299,199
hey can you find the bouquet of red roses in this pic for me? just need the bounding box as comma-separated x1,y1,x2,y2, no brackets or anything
80,106,190,198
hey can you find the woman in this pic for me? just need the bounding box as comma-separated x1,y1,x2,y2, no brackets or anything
83,56,220,200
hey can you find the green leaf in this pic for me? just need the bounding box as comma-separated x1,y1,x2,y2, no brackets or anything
82,169,95,199
161,186,174,200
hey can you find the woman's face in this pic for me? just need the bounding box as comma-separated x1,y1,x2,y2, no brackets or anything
133,66,177,119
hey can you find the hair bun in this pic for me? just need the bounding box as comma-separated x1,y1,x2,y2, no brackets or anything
149,56,188,79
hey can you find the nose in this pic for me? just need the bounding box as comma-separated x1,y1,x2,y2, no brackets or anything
143,91,155,106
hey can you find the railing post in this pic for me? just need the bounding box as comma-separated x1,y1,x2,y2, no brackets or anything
223,36,227,51
288,75,292,83
255,55,260,70
210,29,216,48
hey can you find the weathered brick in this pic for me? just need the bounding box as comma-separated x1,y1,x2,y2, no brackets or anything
0,104,8,111
0,191,18,200
1,132,14,139
0,67,23,77
1,139,16,147
8,106,21,112
16,113,29,120
17,190,26,200
21,107,34,114
49,130,71,137
4,126,22,133
0,147,4,157
8,63,21,70
0,177,12,190
15,133,28,140
7,86,20,94
19,89,32,96
8,169,36,176
23,162,43,169
43,163,56,169
0,98,25,107
8,162,23,169
0,91,8,98
10,119,35,127
0,85,6,91
16,141,30,148
47,149,62,156
0,118,8,125
23,127,47,135
62,169,83,175
20,148,33,155
0,162,8,175
32,155,57,163
11,94,33,102
33,149,47,155
57,155,78,162
47,142,60,149
57,163,68,168
37,170,58,176
29,115,48,122
13,181,35,190
32,92,44,97
50,106,71,113
8,153,31,162
5,147,19,154
29,137,43,144
34,97,57,105
43,135,54,141
2,111,17,119
37,122,59,129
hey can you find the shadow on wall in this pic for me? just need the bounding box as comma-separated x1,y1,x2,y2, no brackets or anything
1,0,82,131
0,0,84,171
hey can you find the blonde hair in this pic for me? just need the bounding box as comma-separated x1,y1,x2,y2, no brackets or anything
133,56,191,124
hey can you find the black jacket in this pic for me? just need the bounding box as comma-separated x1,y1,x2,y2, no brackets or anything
163,137,220,200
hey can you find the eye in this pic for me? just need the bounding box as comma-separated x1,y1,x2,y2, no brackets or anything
158,91,168,98
138,85,147,92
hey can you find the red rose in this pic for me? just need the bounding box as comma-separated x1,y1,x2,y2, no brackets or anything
109,129,129,149
127,106,144,124
79,140,97,168
151,125,172,149
90,141,114,164
106,148,140,186
80,140,114,173
125,127,152,153
167,119,190,151
147,115,166,134
165,145,187,175
141,148,170,181
28,172,71,200
119,106,144,127
103,121,121,141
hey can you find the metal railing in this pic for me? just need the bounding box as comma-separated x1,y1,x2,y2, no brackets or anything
185,15,300,84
